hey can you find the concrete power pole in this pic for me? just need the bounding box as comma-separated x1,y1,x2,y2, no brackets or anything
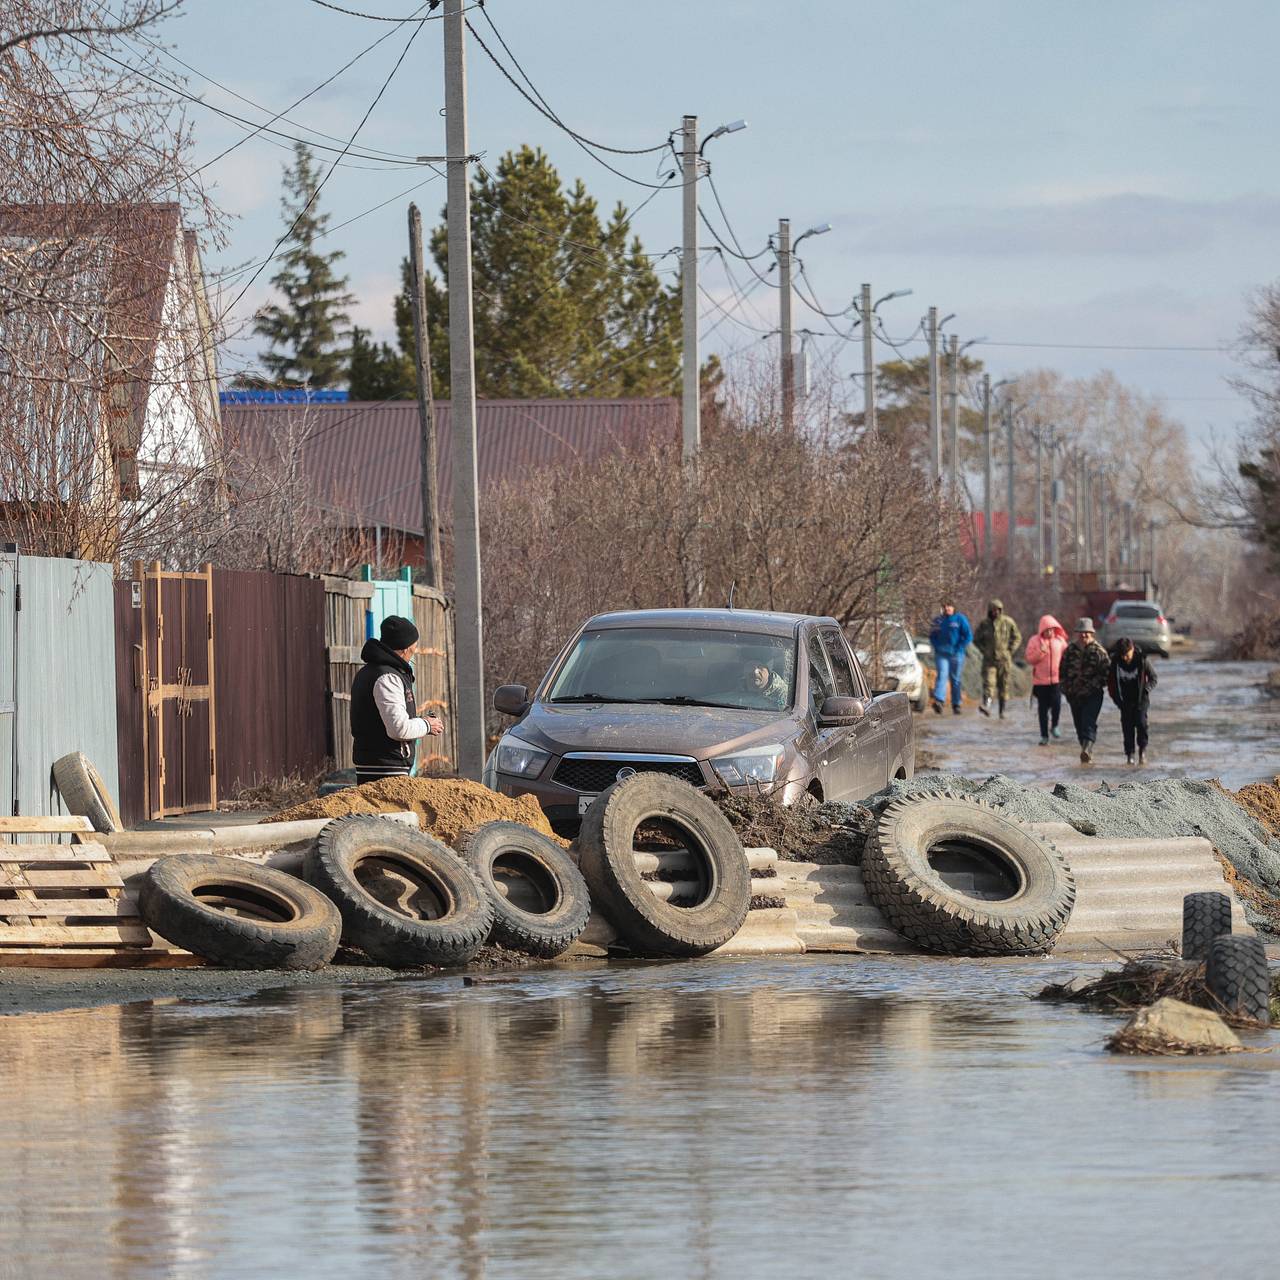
981,374,993,565
927,306,940,480
1084,468,1094,571
407,203,443,590
1149,519,1158,591
860,282,876,432
681,114,699,460
1099,473,1110,582
444,0,484,779
778,218,794,430
947,333,960,493
1005,399,1016,566
1071,451,1082,570
1047,428,1060,575
1035,428,1045,575
1123,501,1134,573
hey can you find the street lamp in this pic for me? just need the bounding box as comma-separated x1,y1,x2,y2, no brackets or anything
700,118,748,153
857,287,913,432
794,221,832,249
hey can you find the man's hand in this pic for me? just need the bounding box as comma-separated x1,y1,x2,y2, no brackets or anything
424,714,444,736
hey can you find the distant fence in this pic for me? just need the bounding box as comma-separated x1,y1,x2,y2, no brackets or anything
0,551,120,823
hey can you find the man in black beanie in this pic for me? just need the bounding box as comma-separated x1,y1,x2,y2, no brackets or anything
350,615,443,786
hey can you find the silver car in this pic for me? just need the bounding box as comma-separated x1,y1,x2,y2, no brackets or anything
854,621,928,711
1097,600,1172,657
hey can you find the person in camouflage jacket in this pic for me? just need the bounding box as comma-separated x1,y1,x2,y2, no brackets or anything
1059,618,1110,764
974,599,1022,717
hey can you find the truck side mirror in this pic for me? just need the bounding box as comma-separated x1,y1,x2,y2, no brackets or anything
492,684,529,716
818,695,865,726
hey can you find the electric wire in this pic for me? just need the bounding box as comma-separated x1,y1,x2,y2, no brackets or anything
305,0,442,17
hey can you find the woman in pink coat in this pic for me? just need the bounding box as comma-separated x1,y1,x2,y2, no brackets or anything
1025,614,1068,745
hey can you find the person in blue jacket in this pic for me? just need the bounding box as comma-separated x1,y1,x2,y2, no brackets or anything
929,601,973,715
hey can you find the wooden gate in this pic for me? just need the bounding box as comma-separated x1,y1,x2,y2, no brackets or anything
137,562,217,817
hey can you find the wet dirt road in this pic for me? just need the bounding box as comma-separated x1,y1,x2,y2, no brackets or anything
918,652,1280,789
0,957,1275,1279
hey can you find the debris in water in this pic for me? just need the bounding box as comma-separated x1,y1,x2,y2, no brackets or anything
1106,997,1244,1055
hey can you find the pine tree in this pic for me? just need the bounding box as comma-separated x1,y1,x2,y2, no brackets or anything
390,146,684,400
348,326,413,400
253,144,354,387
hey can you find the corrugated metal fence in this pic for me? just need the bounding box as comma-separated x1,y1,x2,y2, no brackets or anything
0,552,120,822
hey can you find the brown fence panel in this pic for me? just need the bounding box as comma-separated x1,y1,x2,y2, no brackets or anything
112,579,147,828
412,585,456,774
212,570,327,797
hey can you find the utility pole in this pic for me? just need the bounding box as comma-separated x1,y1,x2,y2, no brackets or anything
1071,451,1082,571
1047,428,1059,575
981,373,993,565
1035,427,1045,575
1099,472,1110,582
1005,399,1016,567
681,114,699,460
1149,518,1158,591
860,282,876,432
947,333,960,494
927,306,940,480
1084,468,1094,571
444,0,484,779
778,218,794,430
1123,501,1134,573
407,203,443,590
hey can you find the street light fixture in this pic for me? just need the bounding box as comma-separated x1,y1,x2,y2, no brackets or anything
700,118,748,153
794,222,832,248
874,287,912,310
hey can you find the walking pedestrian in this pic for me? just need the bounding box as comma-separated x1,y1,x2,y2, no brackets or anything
929,601,973,715
1108,637,1158,766
1024,614,1068,745
1059,618,1110,764
350,615,444,786
974,599,1022,718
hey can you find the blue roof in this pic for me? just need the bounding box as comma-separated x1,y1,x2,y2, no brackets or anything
219,388,349,405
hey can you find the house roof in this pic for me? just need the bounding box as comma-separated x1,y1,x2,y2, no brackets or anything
221,397,679,534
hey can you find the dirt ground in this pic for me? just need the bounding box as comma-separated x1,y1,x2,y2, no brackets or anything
264,776,556,846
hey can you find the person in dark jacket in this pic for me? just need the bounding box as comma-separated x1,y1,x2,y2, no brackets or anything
1108,637,1158,766
350,615,443,786
1059,617,1110,764
929,601,974,715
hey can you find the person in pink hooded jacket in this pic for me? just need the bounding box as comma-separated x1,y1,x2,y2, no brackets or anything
1025,614,1068,745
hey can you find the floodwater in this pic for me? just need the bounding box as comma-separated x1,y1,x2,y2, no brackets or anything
919,652,1280,789
1,957,1277,1279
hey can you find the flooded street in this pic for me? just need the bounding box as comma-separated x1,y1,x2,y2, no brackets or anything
1,958,1277,1279
919,652,1280,789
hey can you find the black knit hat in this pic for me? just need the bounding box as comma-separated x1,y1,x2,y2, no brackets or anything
380,615,419,650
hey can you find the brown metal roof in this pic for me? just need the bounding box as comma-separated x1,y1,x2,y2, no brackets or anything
222,397,679,534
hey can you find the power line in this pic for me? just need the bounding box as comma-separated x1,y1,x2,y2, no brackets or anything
304,0,443,19
223,18,426,318
974,340,1254,353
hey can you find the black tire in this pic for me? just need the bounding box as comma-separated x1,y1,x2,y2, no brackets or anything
305,816,492,968
577,774,749,957
457,822,590,958
139,855,341,970
863,792,1076,955
1182,891,1232,962
52,751,122,834
1205,935,1271,1023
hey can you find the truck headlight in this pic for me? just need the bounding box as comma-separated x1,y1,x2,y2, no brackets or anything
710,744,786,787
495,736,550,779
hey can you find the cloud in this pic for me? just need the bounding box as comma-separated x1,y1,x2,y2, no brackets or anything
847,192,1280,257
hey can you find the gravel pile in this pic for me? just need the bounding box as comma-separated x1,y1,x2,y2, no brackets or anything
867,771,1280,896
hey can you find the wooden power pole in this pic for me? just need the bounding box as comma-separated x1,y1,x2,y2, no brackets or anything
408,202,443,590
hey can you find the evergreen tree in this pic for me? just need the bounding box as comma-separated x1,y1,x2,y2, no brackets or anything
348,326,413,400
387,146,685,399
253,144,354,387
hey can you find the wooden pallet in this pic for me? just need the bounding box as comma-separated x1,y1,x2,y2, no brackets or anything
0,816,200,968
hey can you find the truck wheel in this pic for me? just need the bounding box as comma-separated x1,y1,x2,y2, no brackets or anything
1205,935,1271,1023
305,817,492,968
577,774,749,957
458,822,590,958
1182,891,1232,962
863,792,1075,955
139,855,341,970
52,752,122,833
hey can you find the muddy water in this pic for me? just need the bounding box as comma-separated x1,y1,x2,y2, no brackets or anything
1,958,1276,1279
920,653,1280,789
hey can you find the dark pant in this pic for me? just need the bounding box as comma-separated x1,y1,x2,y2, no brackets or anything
1068,690,1104,748
356,765,411,787
1120,704,1149,756
1033,683,1061,738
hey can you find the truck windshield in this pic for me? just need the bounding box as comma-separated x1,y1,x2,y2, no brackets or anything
546,627,797,712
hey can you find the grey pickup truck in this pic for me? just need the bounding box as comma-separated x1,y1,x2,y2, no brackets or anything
483,607,915,832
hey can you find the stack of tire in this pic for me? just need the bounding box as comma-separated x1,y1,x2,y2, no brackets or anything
137,816,593,971
1182,891,1272,1024
861,792,1077,955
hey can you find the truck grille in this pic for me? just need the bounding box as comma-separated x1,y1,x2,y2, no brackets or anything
552,758,704,793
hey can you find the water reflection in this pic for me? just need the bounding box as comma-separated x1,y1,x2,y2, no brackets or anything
0,958,1275,1279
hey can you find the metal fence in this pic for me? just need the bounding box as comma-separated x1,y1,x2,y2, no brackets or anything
0,552,119,823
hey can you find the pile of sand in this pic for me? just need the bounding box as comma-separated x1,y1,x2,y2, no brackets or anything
1232,778,1280,839
263,777,555,848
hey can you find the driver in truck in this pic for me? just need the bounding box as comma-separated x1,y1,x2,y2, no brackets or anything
747,658,789,709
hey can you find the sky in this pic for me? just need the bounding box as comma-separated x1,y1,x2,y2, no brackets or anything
162,0,1280,450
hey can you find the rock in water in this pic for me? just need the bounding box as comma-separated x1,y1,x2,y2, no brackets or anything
1108,997,1242,1054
